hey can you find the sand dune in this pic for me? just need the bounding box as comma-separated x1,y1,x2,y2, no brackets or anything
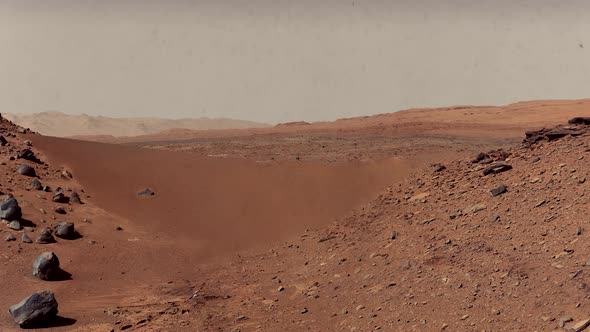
32,135,414,259
4,111,269,137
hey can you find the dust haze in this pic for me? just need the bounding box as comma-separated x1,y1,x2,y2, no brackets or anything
2,0,590,123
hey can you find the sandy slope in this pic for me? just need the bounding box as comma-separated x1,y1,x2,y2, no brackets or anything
3,111,269,137
32,136,415,259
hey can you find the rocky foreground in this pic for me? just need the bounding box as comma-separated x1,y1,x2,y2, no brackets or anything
128,117,590,331
0,115,92,328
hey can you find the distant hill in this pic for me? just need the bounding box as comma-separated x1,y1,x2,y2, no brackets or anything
3,111,270,137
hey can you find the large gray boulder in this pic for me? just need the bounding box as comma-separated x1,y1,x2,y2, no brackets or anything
0,197,22,221
16,165,36,177
53,222,77,240
32,252,60,281
8,291,58,328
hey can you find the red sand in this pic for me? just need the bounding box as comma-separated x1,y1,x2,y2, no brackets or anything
32,136,416,259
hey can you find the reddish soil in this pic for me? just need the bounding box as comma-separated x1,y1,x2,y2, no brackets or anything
3,99,590,331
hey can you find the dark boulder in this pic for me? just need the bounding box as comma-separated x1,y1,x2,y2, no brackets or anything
36,228,56,244
32,252,60,281
52,187,68,203
8,291,58,328
53,222,78,240
31,178,43,190
137,188,155,196
54,207,66,215
0,196,22,221
70,192,82,204
483,163,513,176
17,165,36,177
490,184,508,197
569,117,590,125
17,149,41,163
471,152,489,164
0,135,7,146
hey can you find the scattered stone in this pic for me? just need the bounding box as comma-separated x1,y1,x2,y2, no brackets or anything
483,163,513,176
32,252,60,281
16,165,36,177
70,192,82,204
53,222,77,240
0,196,22,221
0,135,7,146
24,140,32,146
432,163,446,172
449,210,462,219
54,207,66,215
115,226,123,231
471,152,489,164
5,233,15,241
535,199,546,208
36,228,56,244
42,186,51,192
577,227,583,236
21,233,32,243
489,215,501,222
465,203,486,214
408,192,430,202
300,308,308,314
31,178,43,190
490,184,507,197
8,291,58,328
8,220,21,230
61,170,73,179
277,286,285,292
531,156,541,163
390,230,398,240
137,188,155,196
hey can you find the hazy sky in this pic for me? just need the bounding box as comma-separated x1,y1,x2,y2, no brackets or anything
1,1,590,123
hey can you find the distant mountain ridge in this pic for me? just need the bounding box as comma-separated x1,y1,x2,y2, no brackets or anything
3,111,270,137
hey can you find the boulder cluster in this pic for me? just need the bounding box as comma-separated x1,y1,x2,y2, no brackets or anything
0,117,87,328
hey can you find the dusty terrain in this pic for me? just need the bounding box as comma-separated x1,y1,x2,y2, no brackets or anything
3,111,269,138
3,99,590,331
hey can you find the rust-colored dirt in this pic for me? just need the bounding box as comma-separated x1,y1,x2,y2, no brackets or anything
3,99,590,331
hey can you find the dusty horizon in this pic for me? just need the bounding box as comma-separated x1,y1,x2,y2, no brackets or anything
2,0,590,123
